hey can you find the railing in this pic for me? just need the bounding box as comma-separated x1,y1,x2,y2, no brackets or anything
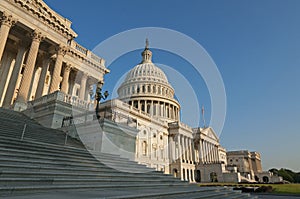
70,41,106,67
61,109,138,128
63,94,92,109
75,43,88,55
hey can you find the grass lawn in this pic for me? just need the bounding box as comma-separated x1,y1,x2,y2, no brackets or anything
198,183,300,195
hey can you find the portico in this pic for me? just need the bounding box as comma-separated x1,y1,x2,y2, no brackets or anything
0,0,109,111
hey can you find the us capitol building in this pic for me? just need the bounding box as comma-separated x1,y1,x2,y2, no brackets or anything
0,0,281,184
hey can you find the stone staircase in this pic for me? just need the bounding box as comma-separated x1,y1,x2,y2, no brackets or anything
0,108,255,198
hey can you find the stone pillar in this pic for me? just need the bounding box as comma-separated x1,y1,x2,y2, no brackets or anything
172,136,176,161
79,72,88,100
177,134,182,161
172,105,175,120
187,138,191,162
216,146,220,163
200,139,204,163
35,55,50,98
2,45,27,107
189,138,193,163
150,100,154,115
0,54,14,104
203,141,207,163
209,143,213,163
207,142,211,163
182,136,186,162
15,30,43,106
0,13,16,64
61,64,71,94
49,45,66,93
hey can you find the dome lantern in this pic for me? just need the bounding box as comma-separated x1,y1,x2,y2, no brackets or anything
141,38,152,63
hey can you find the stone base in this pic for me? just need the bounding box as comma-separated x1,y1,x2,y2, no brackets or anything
22,91,90,129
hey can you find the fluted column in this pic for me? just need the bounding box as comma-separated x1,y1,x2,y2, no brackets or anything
189,138,193,163
49,45,66,93
2,45,27,107
209,143,213,163
203,141,207,163
216,147,220,163
177,134,182,161
150,100,154,115
61,64,71,94
182,136,186,162
0,12,16,64
207,142,211,163
16,30,43,103
35,55,50,98
79,72,88,100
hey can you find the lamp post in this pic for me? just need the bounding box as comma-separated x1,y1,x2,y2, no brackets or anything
92,81,109,119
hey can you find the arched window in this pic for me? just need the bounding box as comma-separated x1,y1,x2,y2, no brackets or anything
142,141,147,156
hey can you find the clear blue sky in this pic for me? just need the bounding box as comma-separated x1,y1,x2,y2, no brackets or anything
44,0,300,171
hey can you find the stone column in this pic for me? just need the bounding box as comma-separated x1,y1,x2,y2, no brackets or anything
207,142,211,163
172,105,175,119
209,143,213,163
214,146,217,163
189,138,193,163
172,136,176,161
49,45,66,93
2,45,27,107
201,140,204,163
177,134,182,161
35,55,50,98
203,141,207,163
216,146,220,163
211,144,214,163
79,72,88,100
0,12,16,64
61,64,71,94
181,136,186,162
150,100,154,115
16,30,43,105
187,138,191,162
0,54,14,103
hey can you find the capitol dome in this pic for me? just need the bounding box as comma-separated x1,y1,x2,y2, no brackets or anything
117,40,180,122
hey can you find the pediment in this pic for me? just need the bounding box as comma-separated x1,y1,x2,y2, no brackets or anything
202,127,219,141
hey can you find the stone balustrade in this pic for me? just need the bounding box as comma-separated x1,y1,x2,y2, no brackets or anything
28,91,92,110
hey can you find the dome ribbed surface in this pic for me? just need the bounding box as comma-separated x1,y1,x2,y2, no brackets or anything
123,62,169,85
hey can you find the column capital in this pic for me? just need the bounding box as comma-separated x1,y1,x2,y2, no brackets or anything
81,72,88,79
1,12,17,27
56,45,68,56
65,63,72,72
31,30,45,42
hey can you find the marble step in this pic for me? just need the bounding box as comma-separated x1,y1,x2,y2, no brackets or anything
0,185,254,199
0,183,194,196
0,156,157,175
0,177,186,186
0,148,152,170
0,170,181,181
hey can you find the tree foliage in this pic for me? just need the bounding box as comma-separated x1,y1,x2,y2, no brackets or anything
269,168,300,183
